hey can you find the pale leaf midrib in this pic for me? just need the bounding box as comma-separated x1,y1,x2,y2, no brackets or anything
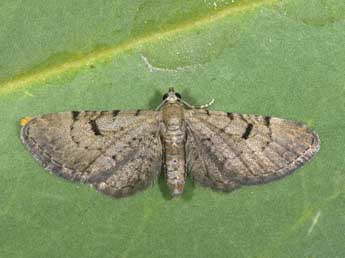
0,0,276,96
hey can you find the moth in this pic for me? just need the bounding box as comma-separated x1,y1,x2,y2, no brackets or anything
21,88,320,198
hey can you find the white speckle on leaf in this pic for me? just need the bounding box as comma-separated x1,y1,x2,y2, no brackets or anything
140,54,202,73
308,210,321,235
24,91,34,97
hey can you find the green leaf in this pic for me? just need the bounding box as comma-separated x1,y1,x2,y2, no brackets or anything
1,0,344,258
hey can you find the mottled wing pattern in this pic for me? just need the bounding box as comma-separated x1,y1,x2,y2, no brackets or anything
185,110,320,191
21,110,162,197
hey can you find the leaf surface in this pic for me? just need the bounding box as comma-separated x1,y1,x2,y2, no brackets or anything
1,0,344,257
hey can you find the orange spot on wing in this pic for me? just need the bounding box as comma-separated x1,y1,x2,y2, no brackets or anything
20,116,32,126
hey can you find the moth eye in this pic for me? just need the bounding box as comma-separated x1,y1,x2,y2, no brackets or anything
162,93,169,100
175,92,182,99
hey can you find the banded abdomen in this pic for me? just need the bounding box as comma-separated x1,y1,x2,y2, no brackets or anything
161,103,186,196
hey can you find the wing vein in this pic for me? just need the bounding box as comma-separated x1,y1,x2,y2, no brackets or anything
187,117,257,177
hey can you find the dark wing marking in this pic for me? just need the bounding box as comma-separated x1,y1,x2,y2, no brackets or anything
21,110,162,197
185,110,320,191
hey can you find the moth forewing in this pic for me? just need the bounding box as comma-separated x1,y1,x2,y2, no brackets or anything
184,110,320,189
21,110,163,197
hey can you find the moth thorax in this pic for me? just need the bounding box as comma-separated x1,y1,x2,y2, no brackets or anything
162,104,184,125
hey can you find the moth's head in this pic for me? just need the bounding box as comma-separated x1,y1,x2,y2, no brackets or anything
162,87,182,103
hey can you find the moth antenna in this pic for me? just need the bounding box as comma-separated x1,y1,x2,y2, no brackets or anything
155,100,167,111
180,98,215,109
